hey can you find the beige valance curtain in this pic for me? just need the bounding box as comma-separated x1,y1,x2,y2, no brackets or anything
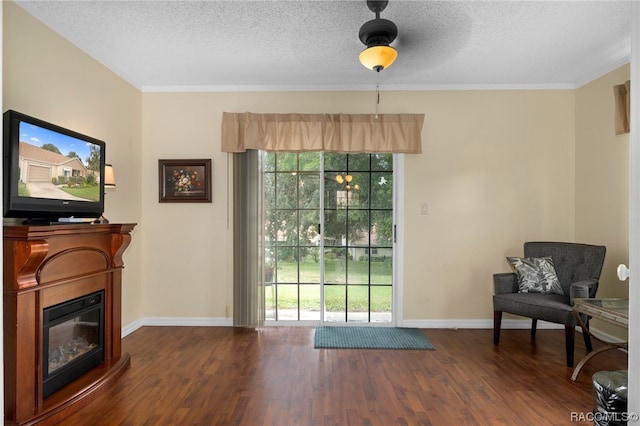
614,80,630,135
221,112,424,153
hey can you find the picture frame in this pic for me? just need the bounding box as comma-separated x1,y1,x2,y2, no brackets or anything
158,159,212,203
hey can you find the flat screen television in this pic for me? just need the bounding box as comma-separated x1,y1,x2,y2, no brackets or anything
3,110,106,224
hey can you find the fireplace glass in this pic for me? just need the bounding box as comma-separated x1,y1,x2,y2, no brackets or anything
43,290,105,398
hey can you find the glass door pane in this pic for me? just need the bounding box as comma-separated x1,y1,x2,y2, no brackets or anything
265,152,393,324
323,153,393,323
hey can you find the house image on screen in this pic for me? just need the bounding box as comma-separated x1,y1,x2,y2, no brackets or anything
18,141,93,185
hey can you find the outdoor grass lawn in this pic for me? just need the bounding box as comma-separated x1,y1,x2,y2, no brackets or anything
18,182,29,196
267,260,392,312
61,185,101,201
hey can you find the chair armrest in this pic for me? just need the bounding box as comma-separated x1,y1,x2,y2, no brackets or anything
570,279,599,305
494,272,518,294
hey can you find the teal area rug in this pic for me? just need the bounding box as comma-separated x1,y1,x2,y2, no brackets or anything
314,326,434,350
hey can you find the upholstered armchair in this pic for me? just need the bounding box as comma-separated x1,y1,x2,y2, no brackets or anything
493,242,606,367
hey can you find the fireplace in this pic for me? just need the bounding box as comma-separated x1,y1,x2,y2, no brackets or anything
4,223,135,425
42,290,105,398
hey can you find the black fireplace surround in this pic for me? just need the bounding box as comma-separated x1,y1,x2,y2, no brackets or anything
42,290,105,398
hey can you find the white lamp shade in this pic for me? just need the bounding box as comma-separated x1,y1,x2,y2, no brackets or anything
104,164,116,187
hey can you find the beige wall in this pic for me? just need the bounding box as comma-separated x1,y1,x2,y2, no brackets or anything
4,0,630,328
2,2,144,325
576,64,630,337
403,90,576,320
142,90,576,322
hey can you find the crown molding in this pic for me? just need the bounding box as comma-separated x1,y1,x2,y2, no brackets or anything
141,82,578,93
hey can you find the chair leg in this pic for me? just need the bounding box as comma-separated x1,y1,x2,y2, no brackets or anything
582,320,593,353
531,319,537,339
565,325,575,368
493,311,502,345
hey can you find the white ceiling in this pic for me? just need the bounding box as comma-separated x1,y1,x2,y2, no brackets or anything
15,0,632,92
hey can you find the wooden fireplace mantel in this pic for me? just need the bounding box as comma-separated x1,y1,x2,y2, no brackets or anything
3,223,136,426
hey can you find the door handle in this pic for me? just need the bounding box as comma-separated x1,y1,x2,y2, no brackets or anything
617,264,630,281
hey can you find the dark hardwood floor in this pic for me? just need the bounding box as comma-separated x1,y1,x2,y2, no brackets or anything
60,326,627,425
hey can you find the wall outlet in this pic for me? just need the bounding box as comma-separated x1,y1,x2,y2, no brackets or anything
421,202,429,215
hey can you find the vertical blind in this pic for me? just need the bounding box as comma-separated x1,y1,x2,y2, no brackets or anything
232,150,264,327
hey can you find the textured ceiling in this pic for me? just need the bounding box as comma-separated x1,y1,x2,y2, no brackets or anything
16,1,632,91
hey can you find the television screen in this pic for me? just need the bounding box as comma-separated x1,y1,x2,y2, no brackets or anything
3,110,106,224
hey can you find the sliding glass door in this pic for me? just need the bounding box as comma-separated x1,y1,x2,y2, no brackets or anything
264,152,322,321
264,152,395,324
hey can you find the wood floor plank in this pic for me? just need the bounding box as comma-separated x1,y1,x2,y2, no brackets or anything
58,326,627,425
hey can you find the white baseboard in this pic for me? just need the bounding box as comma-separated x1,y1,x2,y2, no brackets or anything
122,317,556,335
142,316,233,327
121,318,144,337
399,319,563,329
121,317,233,337
121,317,621,341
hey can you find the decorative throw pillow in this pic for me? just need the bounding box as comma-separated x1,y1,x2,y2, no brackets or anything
506,256,564,295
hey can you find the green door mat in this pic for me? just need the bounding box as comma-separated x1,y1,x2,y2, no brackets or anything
314,326,434,350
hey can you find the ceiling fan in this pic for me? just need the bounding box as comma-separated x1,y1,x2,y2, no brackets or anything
358,0,398,72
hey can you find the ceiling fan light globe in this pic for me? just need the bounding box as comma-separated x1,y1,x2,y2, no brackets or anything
359,45,397,71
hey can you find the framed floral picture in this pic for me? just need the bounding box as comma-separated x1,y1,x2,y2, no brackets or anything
158,159,212,203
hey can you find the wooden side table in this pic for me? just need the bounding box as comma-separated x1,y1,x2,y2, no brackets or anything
571,298,628,381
